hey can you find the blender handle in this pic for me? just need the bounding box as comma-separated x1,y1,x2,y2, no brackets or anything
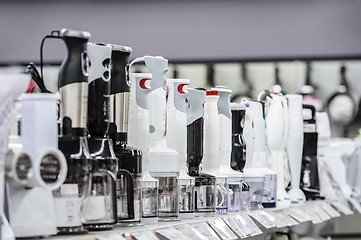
97,169,118,224
117,169,135,220
302,104,316,121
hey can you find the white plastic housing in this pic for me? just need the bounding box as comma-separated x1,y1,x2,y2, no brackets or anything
0,73,30,239
166,79,190,176
248,101,267,168
265,94,290,206
87,43,112,83
127,72,157,183
202,92,221,174
21,94,67,191
286,94,306,203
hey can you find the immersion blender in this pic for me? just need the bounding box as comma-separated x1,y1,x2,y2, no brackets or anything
263,91,291,208
167,79,195,219
212,86,242,213
83,42,117,230
202,89,230,214
286,94,306,203
55,28,92,234
127,58,159,224
239,100,266,210
108,44,142,225
248,100,277,208
146,56,179,220
186,88,216,215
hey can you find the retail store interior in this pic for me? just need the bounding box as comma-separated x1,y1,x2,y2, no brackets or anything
1,0,361,240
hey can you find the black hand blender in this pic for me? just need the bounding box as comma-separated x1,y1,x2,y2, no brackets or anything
108,44,142,225
53,28,92,234
82,43,118,230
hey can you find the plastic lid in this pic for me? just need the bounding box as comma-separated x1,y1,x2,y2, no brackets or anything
206,90,218,96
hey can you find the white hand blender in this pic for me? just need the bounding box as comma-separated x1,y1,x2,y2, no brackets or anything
238,100,266,210
212,86,242,213
264,92,291,208
127,57,158,224
202,89,230,214
286,94,306,203
145,56,179,220
248,100,277,208
167,79,195,219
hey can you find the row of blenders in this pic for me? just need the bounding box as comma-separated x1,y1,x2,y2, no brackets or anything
52,29,142,233
2,27,311,238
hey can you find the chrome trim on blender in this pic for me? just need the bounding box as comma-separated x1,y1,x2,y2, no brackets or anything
60,28,91,39
110,44,132,53
60,82,88,129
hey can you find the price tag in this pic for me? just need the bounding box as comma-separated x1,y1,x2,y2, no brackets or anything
174,224,206,240
249,210,277,229
207,219,238,240
131,230,159,240
284,207,313,223
191,222,220,240
231,215,253,238
301,206,322,224
97,233,127,240
348,198,361,214
223,217,244,239
274,210,299,227
331,201,354,215
313,204,331,221
321,202,341,218
156,227,192,240
240,214,263,236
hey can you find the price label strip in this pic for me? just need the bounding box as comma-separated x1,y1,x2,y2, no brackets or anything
223,216,245,239
131,230,159,240
284,207,313,223
274,210,299,227
174,224,207,240
331,201,354,215
321,202,341,218
190,222,220,240
156,226,192,240
249,210,277,229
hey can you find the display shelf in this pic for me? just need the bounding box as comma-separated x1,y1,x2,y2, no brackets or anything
48,200,354,240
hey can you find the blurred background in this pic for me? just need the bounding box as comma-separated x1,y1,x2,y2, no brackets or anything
1,0,361,137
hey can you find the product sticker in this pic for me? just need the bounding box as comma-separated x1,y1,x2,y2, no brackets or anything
60,184,79,195
156,226,192,240
249,210,277,229
131,230,159,240
223,217,244,238
273,210,299,227
321,202,341,218
190,222,220,240
284,207,313,223
174,224,206,240
331,201,354,215
207,218,238,240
